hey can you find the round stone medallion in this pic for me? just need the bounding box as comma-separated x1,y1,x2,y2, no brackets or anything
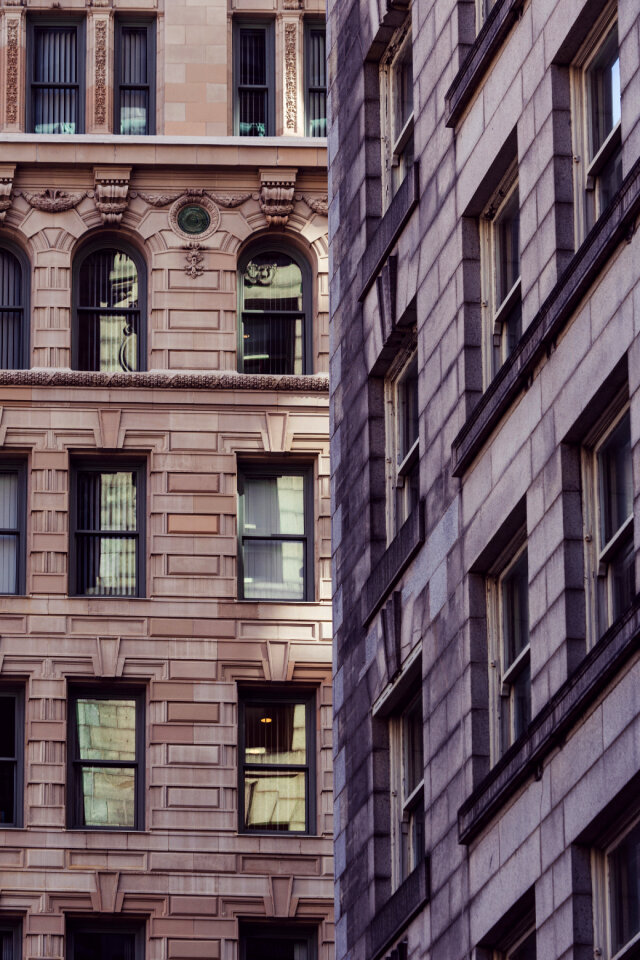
177,204,211,235
168,194,220,241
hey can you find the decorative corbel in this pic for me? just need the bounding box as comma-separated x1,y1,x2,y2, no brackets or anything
93,166,132,224
0,165,15,223
256,168,297,227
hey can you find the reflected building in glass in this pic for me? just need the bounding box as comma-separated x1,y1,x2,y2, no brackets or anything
0,1,332,959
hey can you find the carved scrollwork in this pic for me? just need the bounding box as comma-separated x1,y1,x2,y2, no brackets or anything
94,19,107,126
18,189,88,212
133,189,251,210
6,19,20,125
183,242,204,279
0,166,15,223
93,166,131,224
295,193,329,216
284,23,297,131
132,191,183,207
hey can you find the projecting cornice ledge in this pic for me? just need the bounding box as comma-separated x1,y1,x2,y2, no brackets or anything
0,369,329,392
458,595,640,845
451,155,640,477
368,857,430,960
445,0,525,127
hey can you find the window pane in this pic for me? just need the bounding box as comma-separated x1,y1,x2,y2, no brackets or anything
74,931,136,960
0,698,16,758
398,354,418,462
403,695,423,797
0,760,15,825
33,27,78,134
598,143,623,211
509,931,536,960
0,473,18,528
609,819,640,954
511,660,531,741
77,472,137,532
120,89,149,136
0,251,23,369
0,536,18,594
81,766,135,827
588,25,620,159
495,187,520,305
243,539,305,600
245,702,306,764
0,474,19,595
392,39,413,143
599,413,632,545
245,934,309,960
241,314,303,375
120,27,147,84
76,698,137,761
244,769,306,831
611,533,635,621
240,29,266,86
243,475,304,537
76,535,137,596
307,28,327,137
78,251,140,373
242,255,303,311
239,92,267,136
502,549,529,667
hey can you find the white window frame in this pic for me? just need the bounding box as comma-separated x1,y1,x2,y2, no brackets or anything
570,4,622,246
389,688,424,890
380,17,414,209
480,164,521,388
592,811,640,960
385,344,419,541
581,396,634,648
486,537,530,765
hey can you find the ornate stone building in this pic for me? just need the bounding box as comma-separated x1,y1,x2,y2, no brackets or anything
328,0,640,957
0,2,332,960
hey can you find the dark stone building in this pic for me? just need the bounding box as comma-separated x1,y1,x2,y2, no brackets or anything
327,0,640,956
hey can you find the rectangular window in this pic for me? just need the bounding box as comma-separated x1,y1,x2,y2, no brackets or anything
70,460,145,598
389,689,424,888
0,460,26,596
237,464,313,601
240,925,317,960
380,20,414,205
0,689,24,828
305,22,327,137
115,20,156,135
487,543,530,762
592,814,640,959
386,348,419,538
27,19,85,134
481,168,521,384
572,9,622,240
68,919,144,960
582,404,634,645
234,22,275,136
0,921,21,960
68,687,144,830
500,929,536,960
238,691,315,834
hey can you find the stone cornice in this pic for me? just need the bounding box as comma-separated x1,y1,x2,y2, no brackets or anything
0,369,329,392
451,155,640,477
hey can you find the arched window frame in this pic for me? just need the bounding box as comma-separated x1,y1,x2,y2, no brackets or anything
237,240,313,375
0,240,30,371
72,237,147,373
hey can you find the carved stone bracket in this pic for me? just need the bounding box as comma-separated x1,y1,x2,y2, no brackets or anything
256,168,297,226
18,188,88,212
183,242,204,279
295,193,328,216
93,166,132,224
0,165,15,223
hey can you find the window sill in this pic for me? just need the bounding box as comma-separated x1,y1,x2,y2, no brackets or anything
359,162,419,302
362,501,425,626
445,0,525,128
452,156,640,477
458,594,640,844
0,369,330,392
368,857,430,960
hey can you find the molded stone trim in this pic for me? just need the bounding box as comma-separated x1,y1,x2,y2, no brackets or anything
445,0,525,128
368,857,430,960
359,162,419,302
458,595,640,844
362,500,425,626
452,156,640,477
0,369,329,392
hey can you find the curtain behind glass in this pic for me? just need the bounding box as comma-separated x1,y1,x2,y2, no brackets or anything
0,473,18,594
77,250,140,371
119,27,149,135
307,28,327,136
32,26,78,134
0,250,23,369
76,471,137,596
241,253,304,374
241,474,306,600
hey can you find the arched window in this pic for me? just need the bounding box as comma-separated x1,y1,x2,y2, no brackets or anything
238,246,311,375
74,243,145,372
0,246,28,370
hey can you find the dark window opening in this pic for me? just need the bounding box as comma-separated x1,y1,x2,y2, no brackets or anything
305,23,326,137
235,23,274,136
0,689,24,827
0,247,28,370
27,20,84,134
115,20,156,135
67,919,144,960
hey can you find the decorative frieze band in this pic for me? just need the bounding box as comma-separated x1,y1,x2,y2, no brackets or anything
0,369,330,392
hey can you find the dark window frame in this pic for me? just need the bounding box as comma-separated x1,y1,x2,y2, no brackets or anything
0,687,25,829
67,684,145,832
304,20,327,138
238,686,317,836
237,241,313,375
0,241,30,370
72,237,147,373
232,19,275,137
0,458,27,597
69,456,146,599
114,17,156,136
0,919,22,960
26,16,86,135
240,923,318,960
237,461,314,602
67,917,145,960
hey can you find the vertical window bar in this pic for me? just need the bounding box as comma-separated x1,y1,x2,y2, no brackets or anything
0,250,24,370
76,248,140,372
31,24,79,134
306,26,327,137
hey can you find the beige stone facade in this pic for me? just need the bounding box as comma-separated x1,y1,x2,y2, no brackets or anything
0,1,331,959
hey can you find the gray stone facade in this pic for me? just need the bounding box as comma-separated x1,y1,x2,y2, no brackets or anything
328,0,640,957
